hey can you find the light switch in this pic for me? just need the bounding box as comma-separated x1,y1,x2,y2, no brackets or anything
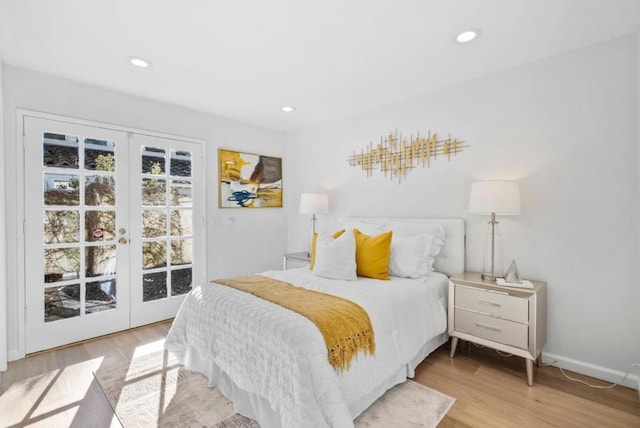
212,217,235,227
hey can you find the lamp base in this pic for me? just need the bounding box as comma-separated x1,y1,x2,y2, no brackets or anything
481,272,499,282
481,216,503,283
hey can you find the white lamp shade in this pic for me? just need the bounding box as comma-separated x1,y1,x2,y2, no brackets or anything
299,193,329,214
468,181,521,215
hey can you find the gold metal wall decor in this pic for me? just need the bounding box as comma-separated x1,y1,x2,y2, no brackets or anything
347,129,468,182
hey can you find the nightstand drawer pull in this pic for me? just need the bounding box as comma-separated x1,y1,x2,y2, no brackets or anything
477,299,501,307
475,322,502,332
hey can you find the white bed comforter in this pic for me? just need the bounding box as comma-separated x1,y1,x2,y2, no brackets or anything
164,269,448,428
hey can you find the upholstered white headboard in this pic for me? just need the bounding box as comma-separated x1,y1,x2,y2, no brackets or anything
342,217,465,277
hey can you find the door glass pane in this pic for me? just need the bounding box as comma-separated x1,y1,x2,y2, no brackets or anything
44,248,80,282
139,143,198,306
171,268,192,296
171,240,192,266
44,210,79,244
43,133,79,169
44,173,80,205
85,211,116,242
86,280,116,314
142,147,166,174
85,138,116,171
143,272,167,301
142,178,166,206
171,210,192,237
171,181,192,207
170,150,191,177
45,284,80,322
85,175,115,206
86,245,116,277
143,210,167,238
143,241,167,269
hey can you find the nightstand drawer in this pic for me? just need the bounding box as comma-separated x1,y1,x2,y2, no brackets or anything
283,252,311,270
285,259,310,269
455,285,529,323
454,308,529,350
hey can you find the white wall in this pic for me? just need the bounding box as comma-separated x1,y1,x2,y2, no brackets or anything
285,35,640,386
637,32,640,387
0,61,7,375
2,65,287,359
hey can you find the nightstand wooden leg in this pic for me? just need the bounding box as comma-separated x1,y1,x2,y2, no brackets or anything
526,358,534,386
450,337,459,358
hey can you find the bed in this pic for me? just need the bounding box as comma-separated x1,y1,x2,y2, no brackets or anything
165,218,465,428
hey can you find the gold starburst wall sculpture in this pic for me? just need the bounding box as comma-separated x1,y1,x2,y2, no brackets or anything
347,129,468,182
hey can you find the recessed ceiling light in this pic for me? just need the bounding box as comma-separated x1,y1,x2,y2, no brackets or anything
128,57,153,68
281,106,295,113
456,30,478,44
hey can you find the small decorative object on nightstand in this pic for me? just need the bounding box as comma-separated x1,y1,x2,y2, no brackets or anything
448,271,547,386
504,260,522,283
283,252,311,270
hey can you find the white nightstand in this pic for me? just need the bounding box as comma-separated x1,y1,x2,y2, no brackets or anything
448,272,547,386
283,252,311,270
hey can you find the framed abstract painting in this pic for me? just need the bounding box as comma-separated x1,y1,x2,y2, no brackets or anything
218,148,283,208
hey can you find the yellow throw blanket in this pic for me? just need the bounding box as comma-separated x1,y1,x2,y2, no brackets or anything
214,275,375,371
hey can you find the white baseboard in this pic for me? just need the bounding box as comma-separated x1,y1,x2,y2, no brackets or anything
542,352,639,390
8,349,23,362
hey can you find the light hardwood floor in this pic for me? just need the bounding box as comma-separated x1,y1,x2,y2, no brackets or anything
0,322,638,427
418,345,640,427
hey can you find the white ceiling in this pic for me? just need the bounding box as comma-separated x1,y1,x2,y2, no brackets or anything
1,0,639,131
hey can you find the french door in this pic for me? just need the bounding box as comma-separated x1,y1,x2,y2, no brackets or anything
24,116,204,353
128,133,203,327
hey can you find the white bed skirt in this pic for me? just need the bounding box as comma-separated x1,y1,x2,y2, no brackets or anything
172,332,449,428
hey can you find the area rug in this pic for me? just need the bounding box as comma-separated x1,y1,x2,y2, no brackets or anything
94,346,454,428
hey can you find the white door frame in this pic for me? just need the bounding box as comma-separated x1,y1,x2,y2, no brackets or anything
14,109,207,359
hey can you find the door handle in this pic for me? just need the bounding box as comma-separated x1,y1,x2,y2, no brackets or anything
119,237,128,245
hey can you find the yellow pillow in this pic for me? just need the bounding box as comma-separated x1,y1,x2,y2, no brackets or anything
310,229,345,269
353,229,393,280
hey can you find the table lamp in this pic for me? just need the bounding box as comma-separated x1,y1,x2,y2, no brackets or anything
299,193,329,255
468,181,521,281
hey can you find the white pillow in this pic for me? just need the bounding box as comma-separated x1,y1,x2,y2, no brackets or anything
388,221,446,271
389,234,434,278
313,231,357,281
